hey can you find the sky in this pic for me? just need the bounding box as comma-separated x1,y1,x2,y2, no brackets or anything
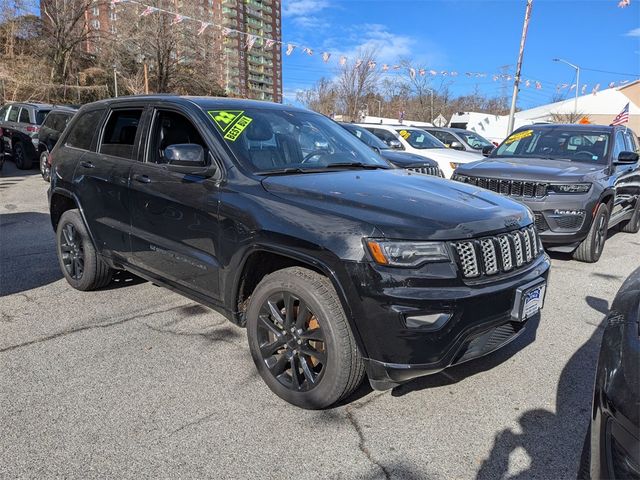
280,0,640,110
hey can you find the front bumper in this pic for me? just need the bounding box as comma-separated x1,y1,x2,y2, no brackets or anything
343,254,551,389
521,194,599,249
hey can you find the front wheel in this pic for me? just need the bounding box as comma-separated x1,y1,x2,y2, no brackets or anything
246,267,365,409
40,150,50,182
573,203,610,263
56,209,113,291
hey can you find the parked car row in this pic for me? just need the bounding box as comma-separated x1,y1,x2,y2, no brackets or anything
0,102,77,178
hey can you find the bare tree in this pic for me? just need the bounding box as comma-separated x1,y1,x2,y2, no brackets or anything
296,77,337,115
335,48,380,121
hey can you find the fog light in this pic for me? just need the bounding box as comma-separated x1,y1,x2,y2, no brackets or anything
553,209,585,216
405,313,452,330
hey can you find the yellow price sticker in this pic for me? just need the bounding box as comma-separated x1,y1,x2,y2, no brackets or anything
504,129,533,144
399,130,410,140
224,115,253,141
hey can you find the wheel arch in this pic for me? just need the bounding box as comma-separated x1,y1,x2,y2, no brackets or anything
231,245,369,357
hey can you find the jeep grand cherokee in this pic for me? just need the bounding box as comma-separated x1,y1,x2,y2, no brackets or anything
48,96,550,409
453,124,640,263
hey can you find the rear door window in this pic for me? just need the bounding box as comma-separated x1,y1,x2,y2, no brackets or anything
100,109,143,160
18,108,30,124
66,109,105,150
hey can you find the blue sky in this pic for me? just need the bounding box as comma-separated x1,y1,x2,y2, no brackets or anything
280,0,640,109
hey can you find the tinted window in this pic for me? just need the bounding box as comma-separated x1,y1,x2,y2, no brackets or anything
623,131,637,152
18,108,30,123
368,128,397,145
612,131,626,159
343,124,389,150
429,130,457,146
35,110,51,125
150,110,206,165
7,106,19,122
0,106,9,121
42,113,57,129
66,109,105,150
100,109,142,160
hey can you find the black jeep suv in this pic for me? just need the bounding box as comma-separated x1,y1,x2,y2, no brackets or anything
48,96,550,409
453,124,640,263
0,102,55,169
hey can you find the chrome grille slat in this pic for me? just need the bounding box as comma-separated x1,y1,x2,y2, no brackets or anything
480,239,498,275
407,166,442,177
498,235,513,271
453,226,543,279
455,176,548,198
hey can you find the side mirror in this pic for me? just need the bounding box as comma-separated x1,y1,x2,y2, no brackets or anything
482,145,495,156
615,151,639,165
164,144,205,166
450,141,465,151
388,139,403,150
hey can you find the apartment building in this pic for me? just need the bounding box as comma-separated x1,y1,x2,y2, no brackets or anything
77,0,282,102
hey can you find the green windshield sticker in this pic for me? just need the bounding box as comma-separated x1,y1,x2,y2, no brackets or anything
208,110,245,132
224,115,253,142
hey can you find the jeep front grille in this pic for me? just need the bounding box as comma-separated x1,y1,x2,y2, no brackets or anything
407,166,444,177
452,175,548,198
452,225,542,279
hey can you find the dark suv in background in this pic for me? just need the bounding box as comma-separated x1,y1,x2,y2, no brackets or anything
49,96,550,409
453,124,640,263
37,106,77,181
0,102,54,169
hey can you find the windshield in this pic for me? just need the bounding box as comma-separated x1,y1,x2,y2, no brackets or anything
459,131,493,150
342,124,390,150
493,127,610,164
396,128,444,149
208,108,390,173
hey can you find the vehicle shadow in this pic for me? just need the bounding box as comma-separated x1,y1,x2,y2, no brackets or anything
0,160,40,179
391,313,541,396
474,297,607,479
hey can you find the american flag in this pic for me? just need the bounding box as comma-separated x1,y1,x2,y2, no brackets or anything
611,103,630,126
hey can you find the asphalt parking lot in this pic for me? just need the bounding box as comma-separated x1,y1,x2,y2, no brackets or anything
1,161,638,480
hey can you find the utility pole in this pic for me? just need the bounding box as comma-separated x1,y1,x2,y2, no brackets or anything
426,88,434,123
113,66,118,97
507,0,533,136
143,63,149,94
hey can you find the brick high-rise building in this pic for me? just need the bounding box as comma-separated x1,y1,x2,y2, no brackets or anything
73,0,282,102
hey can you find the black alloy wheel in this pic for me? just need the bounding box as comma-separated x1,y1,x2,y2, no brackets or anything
593,211,607,257
14,142,26,169
574,203,610,263
60,222,85,280
257,291,327,392
40,151,51,181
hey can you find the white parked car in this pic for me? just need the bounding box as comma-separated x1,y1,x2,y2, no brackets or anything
357,124,483,178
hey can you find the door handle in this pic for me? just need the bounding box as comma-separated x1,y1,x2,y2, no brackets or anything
133,174,151,184
80,161,95,169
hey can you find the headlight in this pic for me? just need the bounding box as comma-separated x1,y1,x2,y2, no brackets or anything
366,240,450,267
548,183,591,194
449,162,460,170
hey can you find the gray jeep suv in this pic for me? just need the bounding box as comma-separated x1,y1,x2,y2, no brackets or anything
453,124,640,263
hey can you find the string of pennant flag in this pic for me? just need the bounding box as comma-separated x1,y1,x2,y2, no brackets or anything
113,0,636,93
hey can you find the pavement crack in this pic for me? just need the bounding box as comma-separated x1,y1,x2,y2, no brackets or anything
168,412,217,436
345,392,391,480
0,304,188,354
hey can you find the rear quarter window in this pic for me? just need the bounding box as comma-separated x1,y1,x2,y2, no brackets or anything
65,109,105,151
7,107,19,122
36,110,51,125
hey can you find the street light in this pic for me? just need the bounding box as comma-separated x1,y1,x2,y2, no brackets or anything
374,99,382,117
553,58,580,118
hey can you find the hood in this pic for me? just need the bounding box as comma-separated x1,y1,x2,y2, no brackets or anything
418,148,483,164
261,169,533,240
379,150,439,168
456,156,607,182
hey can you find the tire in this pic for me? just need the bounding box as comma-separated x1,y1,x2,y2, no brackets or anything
56,209,113,291
246,267,365,409
573,203,610,263
40,150,51,182
620,197,640,233
14,142,31,170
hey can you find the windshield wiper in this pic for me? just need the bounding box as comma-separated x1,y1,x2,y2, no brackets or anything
255,167,318,175
325,162,389,169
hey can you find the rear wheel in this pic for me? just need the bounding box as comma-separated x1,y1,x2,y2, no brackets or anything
573,203,610,263
620,198,640,233
56,209,113,291
246,267,365,409
40,150,51,182
14,142,31,170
